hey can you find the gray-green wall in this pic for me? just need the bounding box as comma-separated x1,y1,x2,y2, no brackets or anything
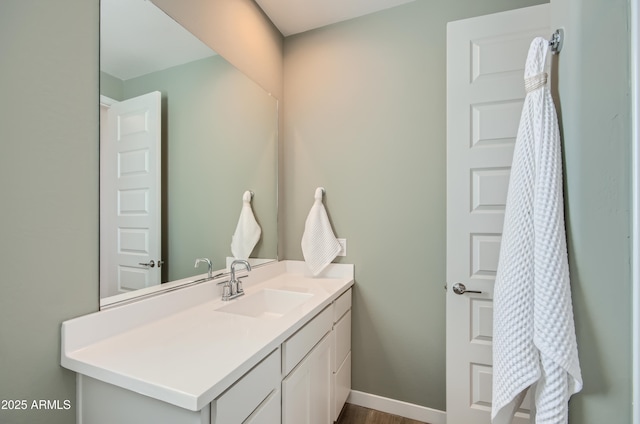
282,0,548,411
0,1,100,423
100,71,124,101
553,0,632,421
282,0,632,419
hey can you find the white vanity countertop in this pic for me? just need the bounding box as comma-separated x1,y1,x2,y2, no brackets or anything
61,261,353,411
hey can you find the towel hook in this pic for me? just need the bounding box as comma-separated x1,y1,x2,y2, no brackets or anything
549,28,563,55
242,190,254,203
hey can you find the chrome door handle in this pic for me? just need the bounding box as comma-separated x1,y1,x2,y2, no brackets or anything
138,260,155,268
452,282,482,295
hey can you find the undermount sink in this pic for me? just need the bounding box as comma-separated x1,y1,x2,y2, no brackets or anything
217,288,313,319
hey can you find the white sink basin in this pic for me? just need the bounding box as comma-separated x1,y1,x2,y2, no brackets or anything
217,289,313,319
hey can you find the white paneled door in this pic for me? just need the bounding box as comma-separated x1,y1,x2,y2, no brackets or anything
445,5,549,423
100,91,162,295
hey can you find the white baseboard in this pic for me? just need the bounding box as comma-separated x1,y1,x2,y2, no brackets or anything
347,390,446,424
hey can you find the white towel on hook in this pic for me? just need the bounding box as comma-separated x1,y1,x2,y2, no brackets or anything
301,187,342,276
492,38,582,424
230,191,261,260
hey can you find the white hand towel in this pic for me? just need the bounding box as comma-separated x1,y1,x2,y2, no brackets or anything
301,187,342,276
230,191,261,260
492,37,582,424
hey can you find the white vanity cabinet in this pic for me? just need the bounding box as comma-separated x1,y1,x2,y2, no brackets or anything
331,289,352,422
79,375,211,424
211,348,281,424
281,288,352,424
78,348,281,424
243,389,281,423
282,333,332,423
63,262,354,424
282,306,333,424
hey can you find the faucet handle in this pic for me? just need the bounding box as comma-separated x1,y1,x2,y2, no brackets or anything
236,275,250,294
222,284,232,301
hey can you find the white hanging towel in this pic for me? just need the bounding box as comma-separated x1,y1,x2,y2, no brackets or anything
492,38,582,424
301,187,342,276
230,191,261,260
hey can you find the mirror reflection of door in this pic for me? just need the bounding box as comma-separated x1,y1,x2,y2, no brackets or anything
100,92,162,298
99,0,279,307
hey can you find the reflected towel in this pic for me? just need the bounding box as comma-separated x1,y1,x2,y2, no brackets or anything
301,187,341,276
231,191,261,260
492,38,582,424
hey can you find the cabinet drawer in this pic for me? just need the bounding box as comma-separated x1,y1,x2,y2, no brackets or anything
282,306,332,375
333,289,352,323
243,389,280,424
212,348,280,424
332,310,351,372
333,351,351,422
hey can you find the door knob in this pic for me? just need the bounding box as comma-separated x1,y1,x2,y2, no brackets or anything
452,282,482,295
138,260,155,268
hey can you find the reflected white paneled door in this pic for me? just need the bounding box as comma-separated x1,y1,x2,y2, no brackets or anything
101,91,162,295
445,5,549,423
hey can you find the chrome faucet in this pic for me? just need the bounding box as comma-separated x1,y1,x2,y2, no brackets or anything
222,259,252,301
194,258,213,279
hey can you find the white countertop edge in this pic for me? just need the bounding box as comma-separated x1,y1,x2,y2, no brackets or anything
61,260,354,411
66,359,201,410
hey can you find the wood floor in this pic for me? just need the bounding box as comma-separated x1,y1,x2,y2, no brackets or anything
336,403,430,424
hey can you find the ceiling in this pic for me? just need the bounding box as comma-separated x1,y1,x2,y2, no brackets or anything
100,0,216,81
100,0,415,81
254,0,416,37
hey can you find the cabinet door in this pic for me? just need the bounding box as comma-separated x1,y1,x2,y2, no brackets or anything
282,334,332,424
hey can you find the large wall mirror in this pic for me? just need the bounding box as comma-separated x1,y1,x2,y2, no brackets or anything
99,0,278,308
